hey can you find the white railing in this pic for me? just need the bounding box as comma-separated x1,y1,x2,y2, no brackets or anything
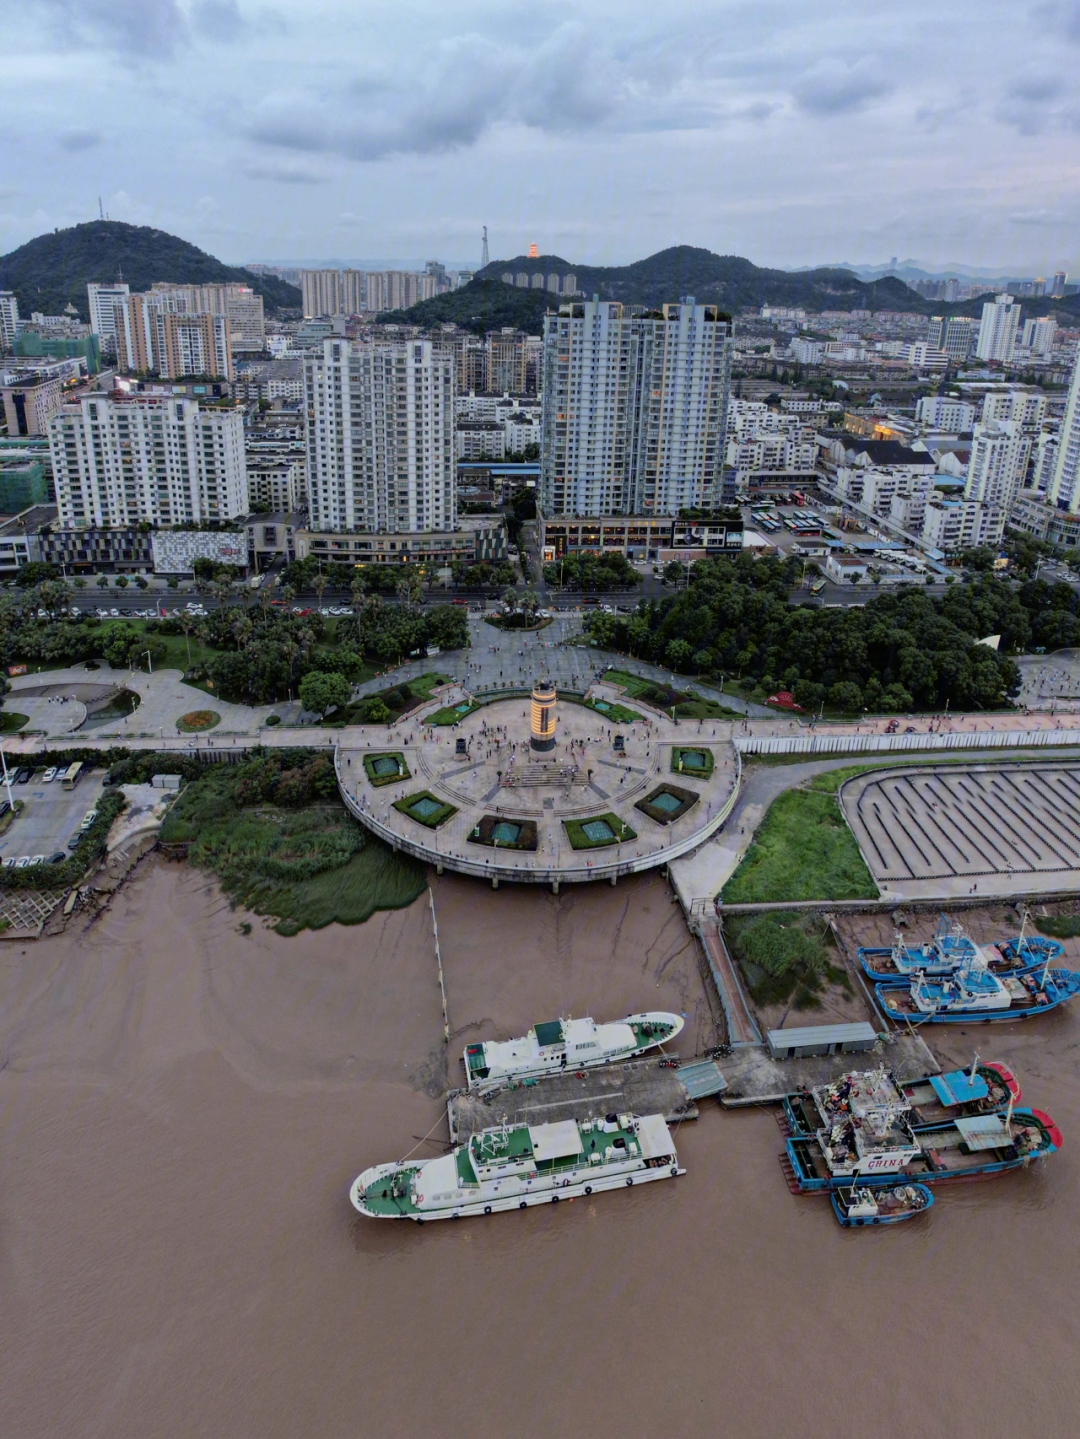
334,745,743,885
735,728,1080,756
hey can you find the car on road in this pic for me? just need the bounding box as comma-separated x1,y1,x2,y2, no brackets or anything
81,809,98,830
42,767,57,783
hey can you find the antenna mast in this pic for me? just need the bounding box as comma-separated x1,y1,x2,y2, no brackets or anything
98,196,104,220
481,225,489,269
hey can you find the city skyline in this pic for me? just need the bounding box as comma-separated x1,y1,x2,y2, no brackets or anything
3,1,1080,272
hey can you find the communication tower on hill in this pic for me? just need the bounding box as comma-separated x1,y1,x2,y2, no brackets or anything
481,225,489,269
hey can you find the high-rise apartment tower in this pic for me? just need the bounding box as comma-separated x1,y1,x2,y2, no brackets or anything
539,298,733,516
303,338,455,534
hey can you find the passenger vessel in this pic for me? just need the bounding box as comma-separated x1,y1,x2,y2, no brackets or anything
351,1113,683,1222
463,1012,684,1089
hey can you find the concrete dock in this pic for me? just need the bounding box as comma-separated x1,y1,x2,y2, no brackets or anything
447,1056,712,1142
716,1031,938,1106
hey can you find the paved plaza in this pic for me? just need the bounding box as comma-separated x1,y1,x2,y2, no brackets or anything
841,762,1080,899
338,680,740,885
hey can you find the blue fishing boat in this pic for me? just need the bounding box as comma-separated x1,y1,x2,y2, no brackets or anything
785,1104,1061,1192
876,952,1080,1024
859,914,1060,982
831,1183,933,1227
784,1059,1022,1137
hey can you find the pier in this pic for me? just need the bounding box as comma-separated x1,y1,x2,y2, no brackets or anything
446,1055,726,1142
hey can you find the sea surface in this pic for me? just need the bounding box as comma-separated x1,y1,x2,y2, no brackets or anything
1,860,1078,1438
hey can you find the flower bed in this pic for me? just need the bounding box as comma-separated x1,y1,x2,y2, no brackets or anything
635,782,700,826
391,790,458,828
563,812,636,850
176,709,221,733
466,814,538,851
362,751,411,787
671,745,714,779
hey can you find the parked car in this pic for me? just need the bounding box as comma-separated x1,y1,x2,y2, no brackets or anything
42,767,58,782
30,854,46,866
0,800,9,818
15,767,31,783
49,852,67,864
68,833,86,849
2,856,15,868
81,809,98,830
14,856,31,868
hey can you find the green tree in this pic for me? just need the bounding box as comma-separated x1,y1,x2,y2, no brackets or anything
362,696,392,723
666,638,692,671
115,575,129,590
298,669,351,720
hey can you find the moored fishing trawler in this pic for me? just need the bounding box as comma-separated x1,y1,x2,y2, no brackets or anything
463,1012,684,1089
785,1102,1061,1192
831,1183,933,1228
350,1113,683,1222
876,954,1080,1024
784,1060,1022,1136
859,914,1062,982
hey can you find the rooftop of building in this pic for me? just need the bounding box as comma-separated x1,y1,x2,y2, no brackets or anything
0,504,58,536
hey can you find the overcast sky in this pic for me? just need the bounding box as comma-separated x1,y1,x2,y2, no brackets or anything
3,0,1080,273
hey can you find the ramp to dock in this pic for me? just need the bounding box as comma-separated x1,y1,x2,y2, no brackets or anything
675,1058,728,1099
697,919,761,1046
448,1057,699,1143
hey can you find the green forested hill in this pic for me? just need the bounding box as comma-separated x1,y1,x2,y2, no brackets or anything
0,220,301,318
375,278,554,335
477,245,928,315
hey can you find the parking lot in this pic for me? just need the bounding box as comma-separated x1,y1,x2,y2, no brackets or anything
0,768,107,868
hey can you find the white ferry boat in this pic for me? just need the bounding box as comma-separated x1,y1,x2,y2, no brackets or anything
463,1012,684,1090
351,1113,683,1222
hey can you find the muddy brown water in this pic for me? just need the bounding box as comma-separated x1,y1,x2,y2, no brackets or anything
2,861,1079,1438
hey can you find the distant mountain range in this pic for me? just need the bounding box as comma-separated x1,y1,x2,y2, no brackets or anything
0,221,302,320
381,245,1080,333
478,246,929,314
823,259,1068,283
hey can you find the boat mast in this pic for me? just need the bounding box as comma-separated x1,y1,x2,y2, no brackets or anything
969,1050,980,1081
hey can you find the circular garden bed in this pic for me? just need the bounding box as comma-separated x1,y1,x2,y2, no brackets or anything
176,709,221,733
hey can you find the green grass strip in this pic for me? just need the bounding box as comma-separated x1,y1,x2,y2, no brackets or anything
722,786,878,904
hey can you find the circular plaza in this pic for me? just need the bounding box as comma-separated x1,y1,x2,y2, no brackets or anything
335,679,741,887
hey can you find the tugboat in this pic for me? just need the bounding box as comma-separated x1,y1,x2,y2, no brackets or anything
831,1183,933,1228
785,1098,1061,1192
463,1012,684,1090
859,914,1061,982
876,950,1080,1024
350,1113,683,1222
784,1060,1021,1136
